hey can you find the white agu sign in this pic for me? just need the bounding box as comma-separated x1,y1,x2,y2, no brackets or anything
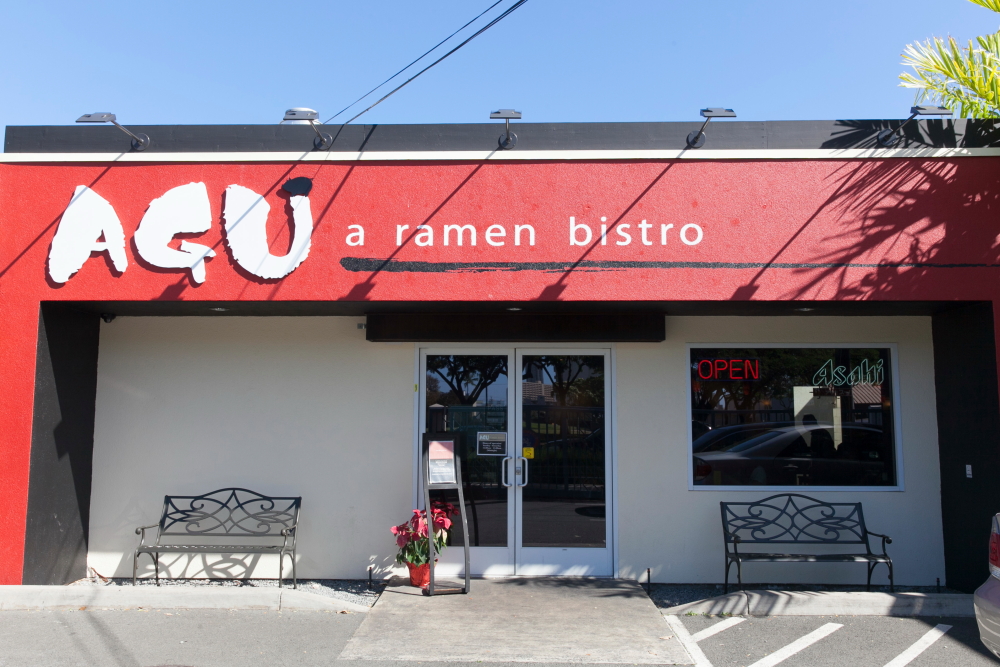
47,178,320,284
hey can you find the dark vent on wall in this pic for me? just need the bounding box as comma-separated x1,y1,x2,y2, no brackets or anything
365,311,665,342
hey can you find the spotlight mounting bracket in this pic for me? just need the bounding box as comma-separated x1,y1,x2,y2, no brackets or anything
876,106,952,147
686,108,736,149
76,113,150,151
490,109,522,149
283,108,334,150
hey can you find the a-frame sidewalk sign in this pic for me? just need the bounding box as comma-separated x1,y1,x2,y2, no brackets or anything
422,433,471,595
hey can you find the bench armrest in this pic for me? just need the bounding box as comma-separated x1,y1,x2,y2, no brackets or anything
280,524,298,549
722,527,741,556
134,523,159,548
866,531,892,557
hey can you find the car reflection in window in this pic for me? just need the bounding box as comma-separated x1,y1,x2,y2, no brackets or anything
692,422,794,454
693,423,887,487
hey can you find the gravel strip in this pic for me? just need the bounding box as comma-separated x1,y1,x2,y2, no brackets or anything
68,576,385,608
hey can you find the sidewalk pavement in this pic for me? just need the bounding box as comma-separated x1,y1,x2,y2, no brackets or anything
340,577,694,664
662,589,974,617
0,583,974,617
0,585,370,612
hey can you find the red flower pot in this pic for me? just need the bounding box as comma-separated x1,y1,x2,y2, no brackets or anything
407,562,430,588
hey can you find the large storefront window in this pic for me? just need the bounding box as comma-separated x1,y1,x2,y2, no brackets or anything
690,347,897,487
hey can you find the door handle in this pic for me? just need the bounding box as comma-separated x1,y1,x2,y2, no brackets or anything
517,456,529,487
501,456,513,487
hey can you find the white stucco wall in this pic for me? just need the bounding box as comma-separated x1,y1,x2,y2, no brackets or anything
88,317,414,580
615,316,943,586
89,314,943,585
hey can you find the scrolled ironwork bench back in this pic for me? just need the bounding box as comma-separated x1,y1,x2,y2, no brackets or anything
133,487,301,588
719,493,892,593
722,493,869,544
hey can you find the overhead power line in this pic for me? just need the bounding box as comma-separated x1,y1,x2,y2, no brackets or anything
325,0,529,126
325,0,505,124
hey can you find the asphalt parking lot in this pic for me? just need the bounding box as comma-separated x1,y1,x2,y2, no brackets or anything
672,614,996,667
0,610,363,667
0,609,995,666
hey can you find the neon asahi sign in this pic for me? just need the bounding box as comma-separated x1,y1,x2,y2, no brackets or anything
812,358,884,386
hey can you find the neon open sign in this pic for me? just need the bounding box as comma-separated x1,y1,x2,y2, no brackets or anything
695,358,761,381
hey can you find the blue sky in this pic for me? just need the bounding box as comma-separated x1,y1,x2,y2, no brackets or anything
1,1,997,130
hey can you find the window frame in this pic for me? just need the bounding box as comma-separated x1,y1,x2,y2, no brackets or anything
685,342,904,492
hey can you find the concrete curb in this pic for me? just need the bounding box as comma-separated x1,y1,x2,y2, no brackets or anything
662,590,975,617
0,586,370,613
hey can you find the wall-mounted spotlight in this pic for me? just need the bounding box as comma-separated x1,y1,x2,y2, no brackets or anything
686,108,737,149
490,109,522,149
76,113,150,151
876,106,953,147
282,108,333,150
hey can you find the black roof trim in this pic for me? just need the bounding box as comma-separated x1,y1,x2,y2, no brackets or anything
6,120,1000,153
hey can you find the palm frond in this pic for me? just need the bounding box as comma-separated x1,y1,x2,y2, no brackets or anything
899,32,1000,118
968,0,1000,13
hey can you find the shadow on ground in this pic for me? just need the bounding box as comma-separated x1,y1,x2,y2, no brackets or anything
647,583,962,609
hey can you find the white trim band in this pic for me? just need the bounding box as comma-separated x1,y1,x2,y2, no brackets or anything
2,147,1000,163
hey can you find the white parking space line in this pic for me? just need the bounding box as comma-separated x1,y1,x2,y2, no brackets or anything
691,617,747,642
746,622,843,667
664,615,714,667
881,624,952,667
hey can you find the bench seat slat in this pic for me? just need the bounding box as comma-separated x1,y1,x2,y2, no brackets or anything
734,553,890,563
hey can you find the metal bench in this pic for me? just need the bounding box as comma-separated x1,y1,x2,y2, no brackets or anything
133,488,301,588
720,493,892,593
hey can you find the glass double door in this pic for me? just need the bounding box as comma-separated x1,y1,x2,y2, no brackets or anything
420,348,612,576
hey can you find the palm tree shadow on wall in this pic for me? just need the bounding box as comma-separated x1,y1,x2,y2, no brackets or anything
817,118,1000,150
771,153,1000,301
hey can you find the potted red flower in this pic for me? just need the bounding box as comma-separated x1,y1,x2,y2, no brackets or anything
391,501,459,587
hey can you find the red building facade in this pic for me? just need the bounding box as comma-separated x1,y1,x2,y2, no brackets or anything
1,120,998,590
